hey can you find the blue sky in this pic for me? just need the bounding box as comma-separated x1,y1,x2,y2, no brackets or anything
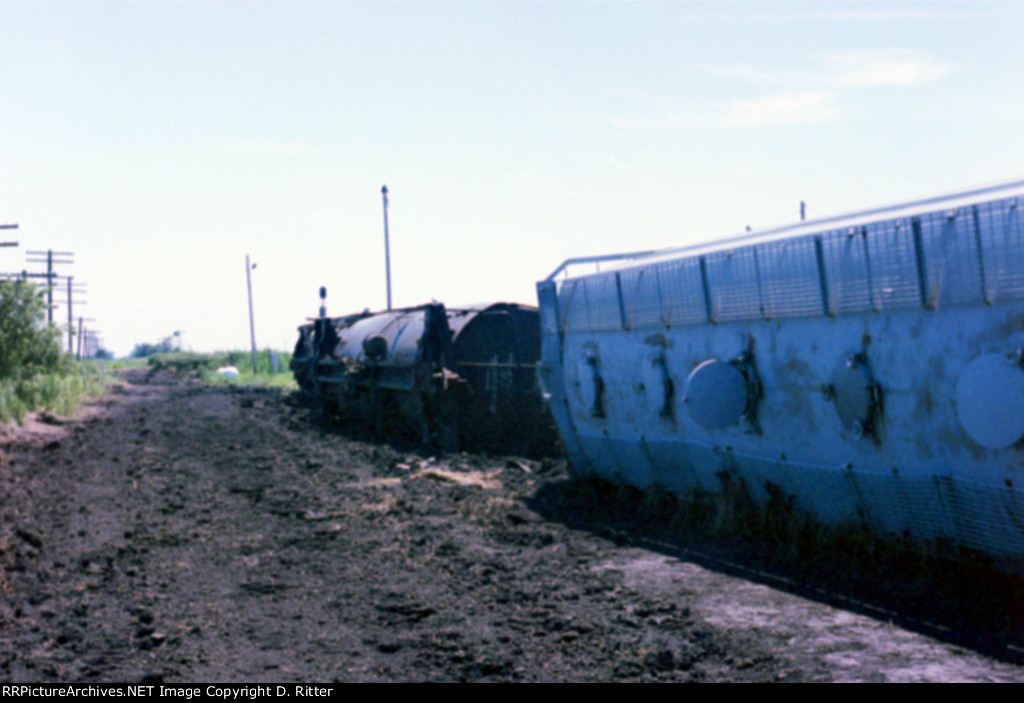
2,1,1024,356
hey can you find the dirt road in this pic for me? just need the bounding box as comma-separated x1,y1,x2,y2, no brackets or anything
1,370,1022,682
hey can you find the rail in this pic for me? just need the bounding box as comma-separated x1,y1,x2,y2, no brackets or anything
543,249,664,282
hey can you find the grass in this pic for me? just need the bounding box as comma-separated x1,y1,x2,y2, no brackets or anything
0,349,297,425
0,361,111,425
108,357,150,370
144,349,297,390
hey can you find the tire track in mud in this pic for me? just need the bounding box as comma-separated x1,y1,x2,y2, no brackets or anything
2,369,1023,682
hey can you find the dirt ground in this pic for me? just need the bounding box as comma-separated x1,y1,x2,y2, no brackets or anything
2,369,1024,682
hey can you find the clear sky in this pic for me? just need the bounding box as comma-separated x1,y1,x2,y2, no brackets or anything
3,1,1024,357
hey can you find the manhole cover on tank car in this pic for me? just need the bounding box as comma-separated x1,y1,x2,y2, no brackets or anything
684,359,747,430
956,352,1024,450
832,354,878,439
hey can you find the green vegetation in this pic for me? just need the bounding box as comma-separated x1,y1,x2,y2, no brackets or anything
129,332,181,359
145,349,296,390
0,363,109,423
107,357,151,371
0,279,64,380
0,280,110,424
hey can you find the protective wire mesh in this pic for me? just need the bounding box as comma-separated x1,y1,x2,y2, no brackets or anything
555,194,1024,330
578,436,1024,557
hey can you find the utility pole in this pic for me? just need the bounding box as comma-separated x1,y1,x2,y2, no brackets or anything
45,250,52,322
246,254,258,374
67,276,73,352
382,185,392,311
6,259,87,354
26,249,73,324
0,221,16,247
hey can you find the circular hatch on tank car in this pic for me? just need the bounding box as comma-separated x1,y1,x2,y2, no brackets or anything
831,353,880,440
684,359,748,430
956,352,1024,450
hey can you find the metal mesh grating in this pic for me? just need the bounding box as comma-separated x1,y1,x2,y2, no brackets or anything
616,258,710,330
758,237,826,319
843,469,913,535
557,278,587,333
568,434,1024,557
821,228,874,315
931,474,1024,555
582,273,624,331
704,247,764,322
559,274,623,333
727,452,783,504
732,452,1024,556
553,194,1024,332
618,266,663,330
658,258,710,327
676,441,724,493
761,457,862,524
865,219,922,311
916,209,985,308
977,198,1024,301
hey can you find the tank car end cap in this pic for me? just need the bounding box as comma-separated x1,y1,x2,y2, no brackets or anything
684,359,747,430
956,353,1024,450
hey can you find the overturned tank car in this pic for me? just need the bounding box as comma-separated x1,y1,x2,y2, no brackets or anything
292,297,558,456
537,177,1024,570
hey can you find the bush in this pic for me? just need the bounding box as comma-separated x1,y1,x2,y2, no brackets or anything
147,352,219,376
130,337,178,358
0,281,110,423
0,280,65,381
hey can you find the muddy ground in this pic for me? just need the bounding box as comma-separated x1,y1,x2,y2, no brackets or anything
2,369,1024,682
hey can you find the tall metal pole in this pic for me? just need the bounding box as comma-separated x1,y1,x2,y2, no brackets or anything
246,254,258,374
382,185,392,311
